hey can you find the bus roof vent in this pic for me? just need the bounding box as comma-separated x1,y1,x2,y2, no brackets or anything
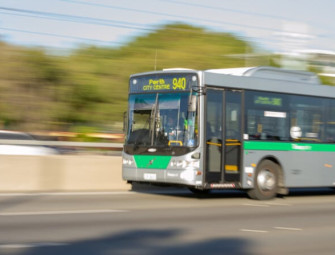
206,66,320,84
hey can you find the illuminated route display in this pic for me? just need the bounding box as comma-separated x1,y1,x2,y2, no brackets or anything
129,73,198,93
254,96,283,107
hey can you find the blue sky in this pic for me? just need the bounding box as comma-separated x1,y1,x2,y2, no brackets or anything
0,0,334,53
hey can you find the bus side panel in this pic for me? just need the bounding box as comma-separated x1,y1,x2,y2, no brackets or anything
243,150,335,188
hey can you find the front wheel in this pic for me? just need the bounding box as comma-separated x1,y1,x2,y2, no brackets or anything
247,160,279,200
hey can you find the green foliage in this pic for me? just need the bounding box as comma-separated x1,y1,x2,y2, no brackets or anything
318,75,335,86
0,23,271,132
70,126,100,142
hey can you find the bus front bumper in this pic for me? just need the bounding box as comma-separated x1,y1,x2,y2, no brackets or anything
122,166,203,187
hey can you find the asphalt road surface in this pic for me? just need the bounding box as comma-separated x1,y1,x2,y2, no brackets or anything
0,188,334,255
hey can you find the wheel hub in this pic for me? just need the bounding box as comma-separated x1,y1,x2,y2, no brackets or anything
257,169,275,191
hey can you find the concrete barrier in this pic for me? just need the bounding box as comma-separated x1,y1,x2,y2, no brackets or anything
0,155,131,192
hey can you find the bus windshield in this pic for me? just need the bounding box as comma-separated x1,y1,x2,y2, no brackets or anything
126,92,198,147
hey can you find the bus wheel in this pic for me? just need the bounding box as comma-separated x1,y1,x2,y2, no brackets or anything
247,160,279,200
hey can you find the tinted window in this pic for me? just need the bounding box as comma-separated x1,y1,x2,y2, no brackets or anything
245,91,290,141
290,95,325,142
325,99,335,143
206,89,223,174
245,90,328,143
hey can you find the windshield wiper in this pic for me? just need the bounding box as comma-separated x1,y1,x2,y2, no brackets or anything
149,94,159,146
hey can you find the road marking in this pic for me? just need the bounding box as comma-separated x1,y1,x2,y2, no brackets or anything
0,243,67,249
264,202,291,206
0,209,128,216
0,191,134,197
240,229,268,233
243,202,291,207
274,227,302,231
243,203,269,207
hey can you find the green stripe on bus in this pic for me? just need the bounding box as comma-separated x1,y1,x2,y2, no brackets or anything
244,141,335,152
134,155,171,169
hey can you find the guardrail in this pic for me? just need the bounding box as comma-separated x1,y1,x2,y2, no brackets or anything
0,139,123,150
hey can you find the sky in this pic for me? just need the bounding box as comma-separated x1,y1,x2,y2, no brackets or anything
0,0,335,54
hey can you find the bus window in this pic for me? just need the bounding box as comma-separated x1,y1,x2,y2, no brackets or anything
126,92,198,147
126,94,156,145
326,99,335,142
290,95,325,142
245,91,289,141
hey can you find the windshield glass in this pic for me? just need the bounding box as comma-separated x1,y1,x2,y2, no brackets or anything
126,92,198,147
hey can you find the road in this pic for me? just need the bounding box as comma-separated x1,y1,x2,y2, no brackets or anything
0,188,334,255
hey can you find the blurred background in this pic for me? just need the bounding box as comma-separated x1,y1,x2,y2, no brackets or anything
1,0,335,142
1,3,335,252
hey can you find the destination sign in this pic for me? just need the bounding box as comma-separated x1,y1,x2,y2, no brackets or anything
254,96,283,107
129,73,198,93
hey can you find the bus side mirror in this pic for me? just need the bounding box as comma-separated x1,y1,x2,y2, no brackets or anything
188,95,197,112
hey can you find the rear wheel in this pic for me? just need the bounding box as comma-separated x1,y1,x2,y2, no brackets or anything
247,160,279,200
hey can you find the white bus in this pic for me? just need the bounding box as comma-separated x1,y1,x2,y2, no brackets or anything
122,66,335,200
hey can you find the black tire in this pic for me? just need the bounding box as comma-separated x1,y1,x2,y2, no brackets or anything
247,160,279,200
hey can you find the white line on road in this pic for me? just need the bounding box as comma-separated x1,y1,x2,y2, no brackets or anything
274,227,303,231
243,203,269,207
0,209,128,216
264,202,291,206
240,229,268,233
0,242,67,249
0,191,134,197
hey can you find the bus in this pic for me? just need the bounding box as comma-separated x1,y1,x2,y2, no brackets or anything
122,66,335,200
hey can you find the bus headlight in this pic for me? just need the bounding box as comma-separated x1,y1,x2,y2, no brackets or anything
170,160,200,169
122,156,135,166
188,160,200,168
180,169,195,181
177,160,187,168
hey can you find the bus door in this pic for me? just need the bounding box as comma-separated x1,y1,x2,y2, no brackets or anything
224,90,242,182
205,89,242,184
